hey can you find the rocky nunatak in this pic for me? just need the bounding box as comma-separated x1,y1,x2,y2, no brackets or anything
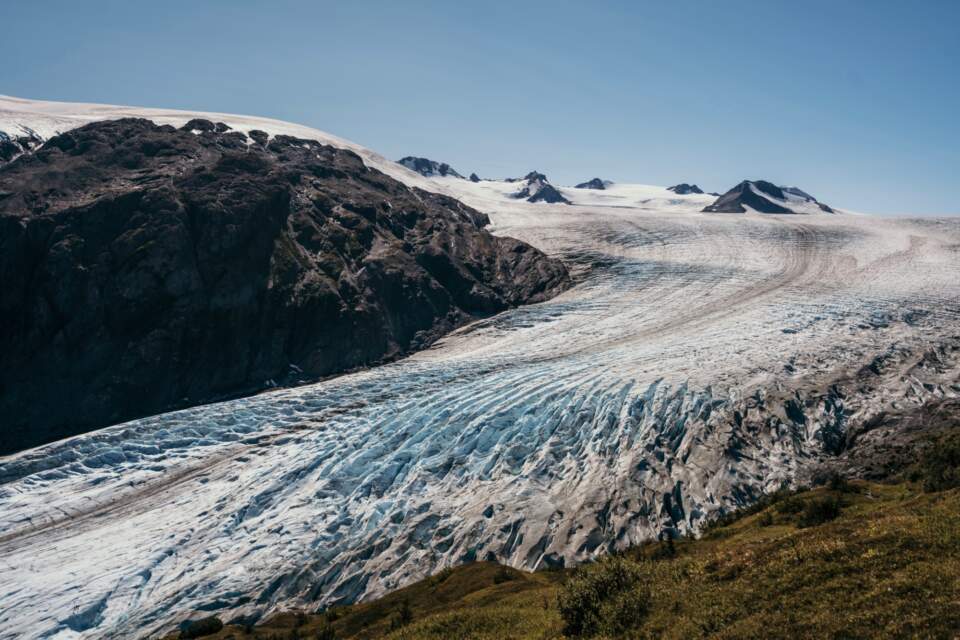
0,119,569,453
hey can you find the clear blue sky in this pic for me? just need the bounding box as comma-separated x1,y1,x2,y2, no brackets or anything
4,0,958,214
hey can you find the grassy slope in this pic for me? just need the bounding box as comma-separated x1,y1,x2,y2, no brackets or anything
161,482,960,639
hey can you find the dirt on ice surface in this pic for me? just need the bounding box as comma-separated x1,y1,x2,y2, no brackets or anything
2,98,960,639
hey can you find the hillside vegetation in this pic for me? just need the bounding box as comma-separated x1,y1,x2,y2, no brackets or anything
161,438,960,640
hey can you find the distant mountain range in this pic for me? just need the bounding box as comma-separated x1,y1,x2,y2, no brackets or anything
394,156,834,214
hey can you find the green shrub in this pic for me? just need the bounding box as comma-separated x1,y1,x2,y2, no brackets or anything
388,598,414,631
913,430,960,492
798,496,842,527
649,536,677,560
824,472,857,493
701,488,800,536
493,565,516,584
758,511,774,527
178,616,223,639
315,622,337,640
557,557,649,637
776,497,805,515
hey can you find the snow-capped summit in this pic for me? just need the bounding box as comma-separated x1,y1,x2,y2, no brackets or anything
666,183,704,195
703,180,834,214
397,156,464,178
512,171,570,204
575,178,611,190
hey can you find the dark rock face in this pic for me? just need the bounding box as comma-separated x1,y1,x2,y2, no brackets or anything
0,119,569,454
704,180,834,214
512,171,570,204
526,184,569,204
703,180,792,213
575,178,607,190
0,128,44,164
469,173,481,183
666,183,703,195
397,156,463,179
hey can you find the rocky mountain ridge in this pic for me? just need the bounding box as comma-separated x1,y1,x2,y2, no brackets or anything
397,156,463,179
704,180,834,214
510,171,570,204
0,119,569,453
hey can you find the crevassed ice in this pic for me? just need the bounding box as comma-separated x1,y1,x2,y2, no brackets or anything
1,99,960,639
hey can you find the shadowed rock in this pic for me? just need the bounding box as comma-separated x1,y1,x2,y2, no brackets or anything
704,180,794,213
512,171,570,204
0,119,569,453
575,178,608,190
704,180,834,214
666,183,703,195
397,156,463,178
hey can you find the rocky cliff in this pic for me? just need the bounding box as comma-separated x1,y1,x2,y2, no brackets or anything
0,119,569,453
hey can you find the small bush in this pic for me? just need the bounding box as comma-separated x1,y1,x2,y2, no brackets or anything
776,497,805,515
430,567,454,587
649,536,677,560
557,557,649,637
701,488,800,536
315,622,337,640
324,607,342,622
388,598,414,631
798,496,842,527
825,472,857,493
493,565,516,584
913,430,960,492
758,511,774,527
179,616,223,639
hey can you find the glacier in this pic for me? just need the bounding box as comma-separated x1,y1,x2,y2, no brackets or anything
1,97,959,639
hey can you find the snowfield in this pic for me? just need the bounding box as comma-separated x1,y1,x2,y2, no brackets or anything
1,98,960,639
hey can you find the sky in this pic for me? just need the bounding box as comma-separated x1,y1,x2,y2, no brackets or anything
3,0,958,215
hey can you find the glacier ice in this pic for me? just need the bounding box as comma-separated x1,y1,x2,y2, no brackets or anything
1,98,959,638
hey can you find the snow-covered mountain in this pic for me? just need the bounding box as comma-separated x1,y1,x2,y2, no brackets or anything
703,180,835,214
508,170,570,204
1,97,959,640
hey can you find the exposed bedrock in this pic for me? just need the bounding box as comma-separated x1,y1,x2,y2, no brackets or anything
0,119,569,453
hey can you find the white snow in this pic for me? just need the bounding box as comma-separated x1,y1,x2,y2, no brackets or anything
1,98,959,639
0,95,436,191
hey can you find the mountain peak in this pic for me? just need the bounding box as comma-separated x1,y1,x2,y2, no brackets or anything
703,179,833,214
666,183,704,195
575,178,610,190
512,171,570,204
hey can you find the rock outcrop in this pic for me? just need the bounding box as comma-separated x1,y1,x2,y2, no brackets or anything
512,171,570,204
397,156,463,178
0,127,43,164
0,119,569,453
575,178,608,190
666,183,703,195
